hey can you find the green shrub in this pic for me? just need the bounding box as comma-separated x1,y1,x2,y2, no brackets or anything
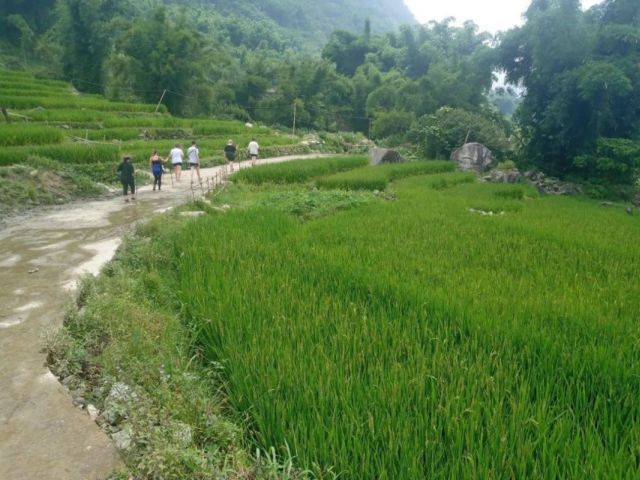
496,160,517,171
371,110,415,140
573,137,640,186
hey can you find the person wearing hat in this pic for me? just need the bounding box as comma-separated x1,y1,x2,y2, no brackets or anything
117,155,136,202
224,139,237,173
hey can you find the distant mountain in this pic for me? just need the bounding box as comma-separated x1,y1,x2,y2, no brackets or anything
166,0,416,48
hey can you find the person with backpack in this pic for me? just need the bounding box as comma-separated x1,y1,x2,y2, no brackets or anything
149,149,165,191
224,139,237,173
117,155,135,202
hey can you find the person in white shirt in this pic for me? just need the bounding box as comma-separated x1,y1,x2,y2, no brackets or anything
187,140,201,182
168,143,184,181
248,138,259,166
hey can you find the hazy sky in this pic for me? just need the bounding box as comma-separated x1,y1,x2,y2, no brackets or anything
404,0,603,33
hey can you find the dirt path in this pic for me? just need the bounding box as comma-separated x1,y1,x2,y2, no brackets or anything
0,154,327,480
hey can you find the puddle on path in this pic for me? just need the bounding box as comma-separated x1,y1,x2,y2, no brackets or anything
13,301,43,313
73,238,122,277
0,254,21,268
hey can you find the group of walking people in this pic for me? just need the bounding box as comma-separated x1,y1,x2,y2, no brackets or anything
117,138,260,202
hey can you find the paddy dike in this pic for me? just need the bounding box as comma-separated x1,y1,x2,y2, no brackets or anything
0,154,325,480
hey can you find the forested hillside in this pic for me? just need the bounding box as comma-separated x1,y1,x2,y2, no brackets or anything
1,0,639,196
170,0,415,46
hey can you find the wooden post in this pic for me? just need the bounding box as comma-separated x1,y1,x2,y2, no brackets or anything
293,102,297,136
1,106,10,124
155,89,167,113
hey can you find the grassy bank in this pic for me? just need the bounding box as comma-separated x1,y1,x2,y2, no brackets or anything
0,160,105,217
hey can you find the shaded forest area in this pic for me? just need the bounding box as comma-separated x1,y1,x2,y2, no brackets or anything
1,0,639,194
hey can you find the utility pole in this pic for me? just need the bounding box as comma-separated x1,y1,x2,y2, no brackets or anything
155,89,167,113
292,101,297,136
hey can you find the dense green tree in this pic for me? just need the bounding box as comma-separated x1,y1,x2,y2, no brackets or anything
106,8,212,116
415,106,511,159
55,0,132,92
498,0,640,179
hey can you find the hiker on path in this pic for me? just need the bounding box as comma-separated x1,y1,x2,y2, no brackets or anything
117,155,135,202
168,143,184,181
149,149,165,191
187,140,201,183
224,139,237,173
248,138,259,166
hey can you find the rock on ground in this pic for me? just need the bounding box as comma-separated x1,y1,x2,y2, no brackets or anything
450,143,495,172
368,148,404,165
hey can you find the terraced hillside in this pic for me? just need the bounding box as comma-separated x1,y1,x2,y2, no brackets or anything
0,69,318,215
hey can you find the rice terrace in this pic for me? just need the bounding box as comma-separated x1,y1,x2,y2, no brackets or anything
1,0,640,479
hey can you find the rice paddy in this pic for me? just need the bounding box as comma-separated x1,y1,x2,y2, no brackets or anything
0,69,317,183
316,160,455,190
232,156,369,184
145,164,640,479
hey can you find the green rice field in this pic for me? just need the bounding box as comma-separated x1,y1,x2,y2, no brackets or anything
0,69,314,182
145,163,640,479
233,155,369,184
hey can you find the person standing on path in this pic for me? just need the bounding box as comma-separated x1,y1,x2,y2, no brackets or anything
248,137,259,167
117,155,135,202
224,139,237,173
168,143,184,181
187,140,201,183
149,149,165,191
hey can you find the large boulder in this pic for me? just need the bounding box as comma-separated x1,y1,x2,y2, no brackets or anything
450,143,495,172
369,148,404,166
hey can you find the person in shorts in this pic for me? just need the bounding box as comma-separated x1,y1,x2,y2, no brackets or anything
187,140,201,182
149,149,165,191
117,155,135,202
224,139,237,173
168,143,184,181
247,137,259,166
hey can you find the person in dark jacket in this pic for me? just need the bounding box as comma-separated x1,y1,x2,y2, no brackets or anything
224,139,237,173
117,155,135,202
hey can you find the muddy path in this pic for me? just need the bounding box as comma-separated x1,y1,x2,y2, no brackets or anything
0,154,326,480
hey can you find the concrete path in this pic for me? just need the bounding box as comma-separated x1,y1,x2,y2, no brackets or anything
0,154,326,480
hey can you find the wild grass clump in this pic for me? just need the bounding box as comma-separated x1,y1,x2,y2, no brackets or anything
316,160,454,190
0,124,64,146
153,172,640,479
233,156,368,185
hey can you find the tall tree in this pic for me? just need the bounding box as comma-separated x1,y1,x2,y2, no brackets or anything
498,0,640,177
106,7,212,115
55,0,131,93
